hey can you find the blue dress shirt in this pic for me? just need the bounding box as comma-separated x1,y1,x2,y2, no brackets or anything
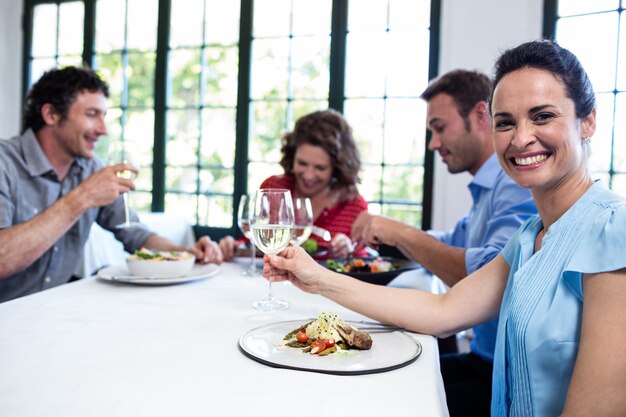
431,153,537,362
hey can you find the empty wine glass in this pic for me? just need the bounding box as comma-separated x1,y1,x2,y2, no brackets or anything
250,188,294,311
291,197,313,247
237,194,257,276
106,141,141,228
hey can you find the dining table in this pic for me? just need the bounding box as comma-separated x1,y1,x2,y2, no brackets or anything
0,257,449,417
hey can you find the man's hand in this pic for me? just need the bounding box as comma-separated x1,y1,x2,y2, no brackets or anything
190,236,224,264
73,163,139,209
351,212,401,248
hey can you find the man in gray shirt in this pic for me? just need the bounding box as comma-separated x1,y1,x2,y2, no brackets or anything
0,66,222,303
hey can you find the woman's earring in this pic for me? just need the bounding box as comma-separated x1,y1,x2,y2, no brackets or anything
582,136,592,145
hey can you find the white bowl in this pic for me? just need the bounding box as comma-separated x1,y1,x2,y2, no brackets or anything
126,252,195,277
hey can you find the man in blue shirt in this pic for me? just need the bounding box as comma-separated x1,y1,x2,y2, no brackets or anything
352,69,537,417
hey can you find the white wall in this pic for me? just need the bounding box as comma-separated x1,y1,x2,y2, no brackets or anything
0,0,543,229
431,0,543,230
0,0,23,139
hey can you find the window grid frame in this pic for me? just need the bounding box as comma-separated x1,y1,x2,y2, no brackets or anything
20,0,439,238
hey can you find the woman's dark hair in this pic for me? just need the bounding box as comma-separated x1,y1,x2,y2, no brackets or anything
279,109,361,199
23,66,109,133
491,40,596,118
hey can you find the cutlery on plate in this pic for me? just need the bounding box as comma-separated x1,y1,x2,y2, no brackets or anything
311,226,331,242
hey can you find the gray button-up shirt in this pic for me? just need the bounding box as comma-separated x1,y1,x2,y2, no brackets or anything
0,129,153,303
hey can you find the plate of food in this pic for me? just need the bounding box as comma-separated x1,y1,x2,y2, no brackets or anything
318,256,419,285
98,249,220,285
239,312,422,375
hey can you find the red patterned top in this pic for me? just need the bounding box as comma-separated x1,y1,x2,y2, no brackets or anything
260,175,369,248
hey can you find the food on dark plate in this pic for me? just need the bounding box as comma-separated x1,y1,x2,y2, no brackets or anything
326,257,396,273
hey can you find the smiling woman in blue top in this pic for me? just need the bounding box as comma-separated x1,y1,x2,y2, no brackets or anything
263,40,626,417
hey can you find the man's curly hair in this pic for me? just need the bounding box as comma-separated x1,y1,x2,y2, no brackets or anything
23,66,109,133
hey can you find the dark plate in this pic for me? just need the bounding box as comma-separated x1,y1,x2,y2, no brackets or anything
318,256,419,286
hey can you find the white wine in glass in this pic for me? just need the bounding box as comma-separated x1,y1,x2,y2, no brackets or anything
250,188,294,311
237,194,257,276
291,197,313,247
107,141,142,228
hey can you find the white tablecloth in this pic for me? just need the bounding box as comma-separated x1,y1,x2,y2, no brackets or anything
0,259,449,417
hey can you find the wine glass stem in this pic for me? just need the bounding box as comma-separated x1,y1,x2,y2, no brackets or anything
268,281,275,300
249,240,256,273
122,192,131,225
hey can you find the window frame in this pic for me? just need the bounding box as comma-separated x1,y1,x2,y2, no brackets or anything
20,0,440,239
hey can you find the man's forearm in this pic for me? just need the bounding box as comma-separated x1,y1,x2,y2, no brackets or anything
394,226,468,286
0,191,87,279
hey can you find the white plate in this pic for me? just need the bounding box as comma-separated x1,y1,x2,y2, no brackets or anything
239,320,422,375
97,263,220,285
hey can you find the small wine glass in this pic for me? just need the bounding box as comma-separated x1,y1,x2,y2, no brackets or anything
237,194,257,276
250,188,294,311
291,197,313,247
107,141,142,228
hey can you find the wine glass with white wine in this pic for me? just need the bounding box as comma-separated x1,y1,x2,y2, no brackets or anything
237,194,258,276
106,141,142,228
250,188,294,311
291,197,313,247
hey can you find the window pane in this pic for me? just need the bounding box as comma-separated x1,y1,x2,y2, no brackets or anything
58,2,84,56
203,46,239,107
96,0,125,53
170,0,204,48
556,12,618,92
359,165,383,201
201,108,236,168
345,33,387,97
389,0,430,30
290,36,331,99
383,166,424,201
125,109,155,153
104,107,123,143
250,38,290,99
558,0,619,16
128,52,156,108
253,0,291,37
250,101,287,161
127,0,158,51
344,99,385,164
382,203,422,227
165,193,198,224
613,92,626,172
95,53,123,108
348,0,388,32
166,167,198,192
247,162,284,192
200,167,234,194
384,99,426,165
30,58,56,85
205,0,241,44
291,0,332,36
386,29,429,96
32,4,57,57
198,195,232,227
618,12,626,91
167,109,200,166
168,48,202,108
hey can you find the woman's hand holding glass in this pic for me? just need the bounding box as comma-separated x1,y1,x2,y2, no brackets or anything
250,188,294,311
